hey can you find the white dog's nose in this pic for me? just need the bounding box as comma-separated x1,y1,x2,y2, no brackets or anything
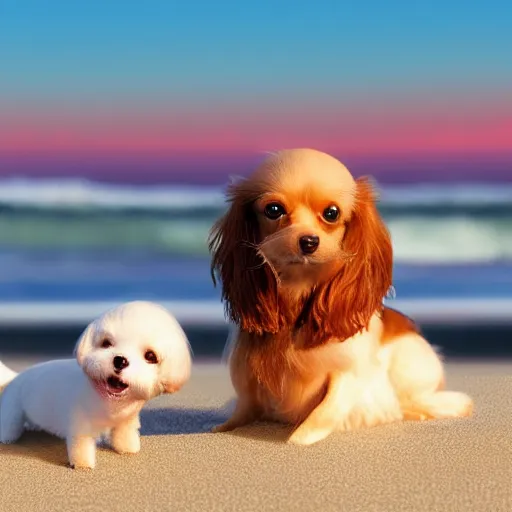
113,356,129,371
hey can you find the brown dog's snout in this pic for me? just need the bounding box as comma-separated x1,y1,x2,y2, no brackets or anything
113,355,129,372
299,235,320,254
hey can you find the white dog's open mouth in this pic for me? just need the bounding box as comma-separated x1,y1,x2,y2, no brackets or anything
93,376,129,399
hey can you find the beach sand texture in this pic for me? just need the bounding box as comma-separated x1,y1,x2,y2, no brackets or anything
0,359,511,512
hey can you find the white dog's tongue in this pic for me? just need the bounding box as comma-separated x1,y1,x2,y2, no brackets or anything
106,376,128,393
91,375,129,398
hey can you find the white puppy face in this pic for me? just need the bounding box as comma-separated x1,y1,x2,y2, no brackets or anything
74,301,192,402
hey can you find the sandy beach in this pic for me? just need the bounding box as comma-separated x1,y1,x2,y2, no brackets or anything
0,357,511,512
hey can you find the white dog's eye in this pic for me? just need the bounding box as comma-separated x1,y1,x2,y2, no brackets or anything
144,350,158,364
100,339,113,349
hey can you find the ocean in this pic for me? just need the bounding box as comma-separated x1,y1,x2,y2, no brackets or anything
1,177,512,306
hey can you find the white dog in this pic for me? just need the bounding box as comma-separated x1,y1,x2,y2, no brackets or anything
0,301,192,469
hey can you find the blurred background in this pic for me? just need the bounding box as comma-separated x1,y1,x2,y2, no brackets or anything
0,1,511,358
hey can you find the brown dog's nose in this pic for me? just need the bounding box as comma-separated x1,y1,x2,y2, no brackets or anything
299,235,320,254
113,356,129,371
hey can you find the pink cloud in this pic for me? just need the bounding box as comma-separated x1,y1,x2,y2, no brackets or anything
1,99,511,156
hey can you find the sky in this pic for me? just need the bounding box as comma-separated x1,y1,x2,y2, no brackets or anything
0,0,511,183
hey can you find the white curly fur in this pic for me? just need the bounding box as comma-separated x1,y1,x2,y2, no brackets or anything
0,301,192,469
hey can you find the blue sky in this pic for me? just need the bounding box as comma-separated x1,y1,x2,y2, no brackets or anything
1,0,511,185
1,0,511,102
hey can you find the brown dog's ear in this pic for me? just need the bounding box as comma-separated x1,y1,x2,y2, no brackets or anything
301,177,393,346
208,182,285,334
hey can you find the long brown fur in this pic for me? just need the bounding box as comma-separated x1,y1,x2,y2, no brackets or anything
299,178,393,347
210,178,393,340
209,150,473,442
210,175,392,398
380,307,420,345
209,181,289,335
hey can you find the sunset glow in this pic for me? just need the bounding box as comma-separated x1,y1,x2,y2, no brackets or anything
1,1,511,183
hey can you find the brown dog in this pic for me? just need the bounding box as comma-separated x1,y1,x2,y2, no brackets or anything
209,148,473,445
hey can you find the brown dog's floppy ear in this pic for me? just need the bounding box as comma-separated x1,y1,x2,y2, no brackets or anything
301,177,393,346
208,181,285,334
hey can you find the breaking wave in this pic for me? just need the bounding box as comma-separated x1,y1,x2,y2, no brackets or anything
1,178,511,264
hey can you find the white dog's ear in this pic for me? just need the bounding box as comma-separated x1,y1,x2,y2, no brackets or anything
74,322,96,366
159,337,192,394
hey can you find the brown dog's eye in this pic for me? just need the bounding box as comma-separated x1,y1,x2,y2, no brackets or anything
100,339,112,349
145,350,158,364
323,205,340,222
264,202,286,220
